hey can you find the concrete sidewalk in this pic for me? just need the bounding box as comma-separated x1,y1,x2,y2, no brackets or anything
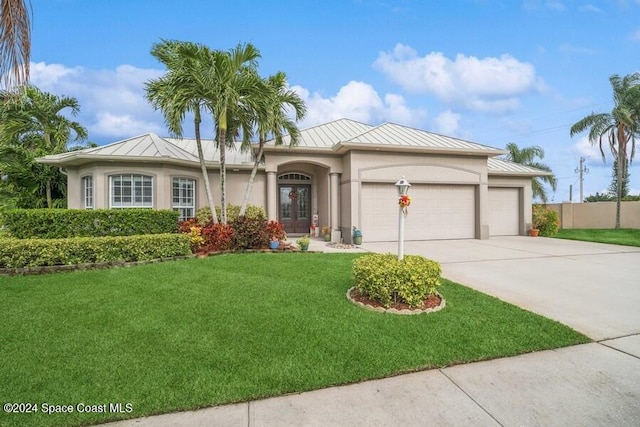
104,237,640,426
105,338,640,426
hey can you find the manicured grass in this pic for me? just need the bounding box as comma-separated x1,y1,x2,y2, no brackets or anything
555,228,640,247
0,254,589,427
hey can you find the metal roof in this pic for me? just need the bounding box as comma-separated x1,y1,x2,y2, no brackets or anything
37,120,548,177
85,133,200,162
488,157,552,176
340,122,506,155
164,137,254,164
39,133,255,167
271,118,373,148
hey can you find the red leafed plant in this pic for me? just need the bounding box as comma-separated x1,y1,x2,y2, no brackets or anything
200,223,234,252
265,220,286,242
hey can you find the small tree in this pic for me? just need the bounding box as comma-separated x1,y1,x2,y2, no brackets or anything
570,73,640,229
607,158,630,198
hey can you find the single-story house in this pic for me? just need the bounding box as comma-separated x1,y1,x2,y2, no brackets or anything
38,118,548,243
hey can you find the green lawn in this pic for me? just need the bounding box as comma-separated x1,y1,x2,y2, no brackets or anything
555,228,640,247
0,253,589,427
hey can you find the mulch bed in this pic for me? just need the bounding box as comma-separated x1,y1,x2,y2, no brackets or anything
349,287,442,312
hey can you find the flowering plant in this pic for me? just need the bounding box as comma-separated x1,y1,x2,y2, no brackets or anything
399,195,412,216
399,195,412,208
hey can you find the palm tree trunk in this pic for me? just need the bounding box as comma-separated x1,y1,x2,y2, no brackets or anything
218,127,227,225
194,109,218,224
238,139,264,218
615,125,626,229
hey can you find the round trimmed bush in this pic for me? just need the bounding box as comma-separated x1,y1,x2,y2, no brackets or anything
353,254,442,308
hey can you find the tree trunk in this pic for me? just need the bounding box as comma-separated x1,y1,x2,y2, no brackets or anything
46,179,52,208
238,139,264,218
194,109,218,224
218,126,227,225
615,125,626,229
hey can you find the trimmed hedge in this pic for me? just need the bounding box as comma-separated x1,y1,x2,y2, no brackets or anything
0,234,191,268
353,254,442,308
0,209,180,239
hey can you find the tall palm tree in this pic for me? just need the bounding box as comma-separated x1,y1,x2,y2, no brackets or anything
0,85,88,207
570,73,640,228
0,0,30,90
207,43,262,224
505,142,557,203
146,39,219,224
238,71,306,218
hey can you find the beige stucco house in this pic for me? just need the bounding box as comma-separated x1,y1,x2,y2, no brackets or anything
38,118,547,243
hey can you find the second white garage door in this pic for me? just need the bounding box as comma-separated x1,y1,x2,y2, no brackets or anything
488,187,520,236
361,183,476,242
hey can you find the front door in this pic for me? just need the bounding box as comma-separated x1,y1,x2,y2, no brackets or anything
279,184,311,234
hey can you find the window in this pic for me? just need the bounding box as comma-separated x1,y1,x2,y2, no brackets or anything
110,174,153,208
172,177,195,221
82,176,93,209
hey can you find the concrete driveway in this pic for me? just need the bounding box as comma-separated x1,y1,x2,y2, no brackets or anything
362,236,640,341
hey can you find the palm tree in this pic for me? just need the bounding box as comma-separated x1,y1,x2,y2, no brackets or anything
0,0,31,90
146,39,219,224
570,73,640,228
0,85,88,207
238,71,306,218
207,43,262,224
505,142,557,203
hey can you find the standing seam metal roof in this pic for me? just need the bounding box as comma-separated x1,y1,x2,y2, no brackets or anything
343,122,505,153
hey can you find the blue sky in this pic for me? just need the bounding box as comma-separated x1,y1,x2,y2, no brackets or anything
28,0,640,200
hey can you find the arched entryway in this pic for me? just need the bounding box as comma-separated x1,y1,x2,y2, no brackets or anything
278,172,311,234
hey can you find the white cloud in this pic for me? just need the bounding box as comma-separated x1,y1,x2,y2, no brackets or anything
29,62,429,142
30,61,165,142
292,80,426,128
630,29,640,42
571,135,606,161
373,44,544,113
434,110,461,136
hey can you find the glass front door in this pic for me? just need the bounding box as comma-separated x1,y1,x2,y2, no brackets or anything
279,184,311,234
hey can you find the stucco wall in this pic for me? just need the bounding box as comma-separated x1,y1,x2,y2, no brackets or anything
547,201,640,229
342,150,491,241
67,162,265,212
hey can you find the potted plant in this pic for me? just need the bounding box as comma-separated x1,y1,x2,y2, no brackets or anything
352,226,362,245
321,226,331,242
297,235,311,251
269,236,280,250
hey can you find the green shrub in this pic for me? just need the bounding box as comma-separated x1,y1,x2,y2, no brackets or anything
195,204,266,226
352,254,442,308
0,209,180,239
0,234,191,268
532,204,559,236
230,217,269,250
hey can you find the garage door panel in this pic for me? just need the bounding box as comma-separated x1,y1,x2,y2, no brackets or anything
361,183,476,242
489,187,520,236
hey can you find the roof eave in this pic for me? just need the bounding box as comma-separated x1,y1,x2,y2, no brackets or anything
489,170,553,177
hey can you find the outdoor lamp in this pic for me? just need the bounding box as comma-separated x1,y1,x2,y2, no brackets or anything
395,177,411,261
395,176,411,197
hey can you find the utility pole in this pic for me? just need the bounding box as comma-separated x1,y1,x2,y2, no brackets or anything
569,184,573,202
575,157,589,203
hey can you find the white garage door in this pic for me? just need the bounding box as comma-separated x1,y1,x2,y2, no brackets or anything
489,187,520,236
361,183,476,242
